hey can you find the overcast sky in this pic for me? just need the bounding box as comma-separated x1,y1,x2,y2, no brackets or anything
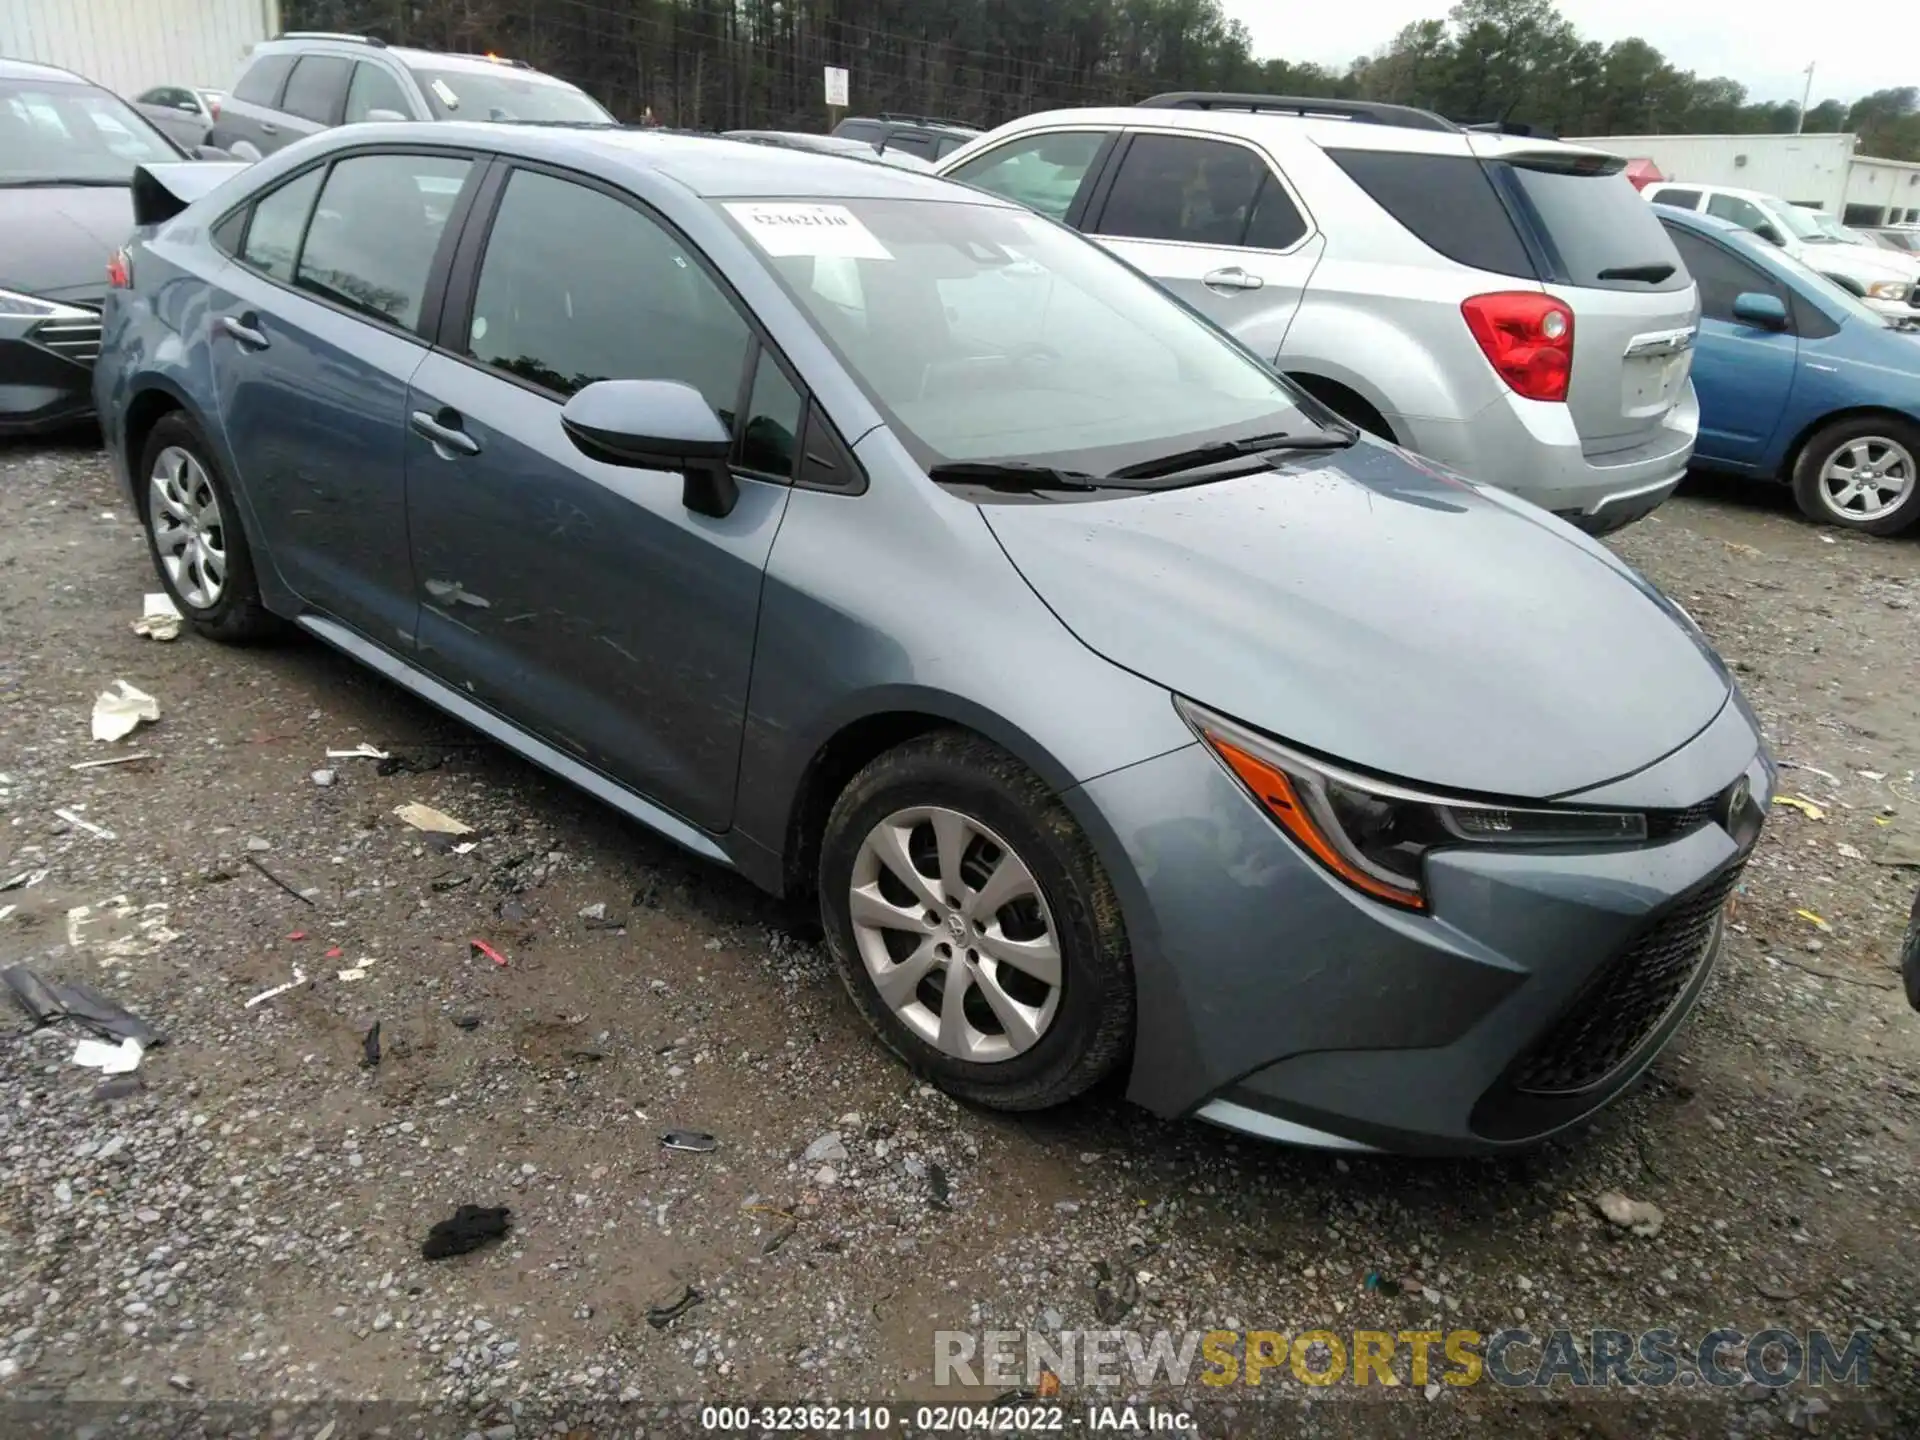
1218,0,1906,108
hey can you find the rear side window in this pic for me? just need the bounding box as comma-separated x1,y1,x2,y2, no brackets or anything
1503,158,1690,291
1651,187,1702,210
239,166,324,280
232,54,294,107
296,153,472,330
280,55,351,125
1325,149,1533,278
1098,135,1271,248
1243,173,1308,250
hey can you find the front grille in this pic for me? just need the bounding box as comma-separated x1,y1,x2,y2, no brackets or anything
1509,863,1742,1096
31,312,102,365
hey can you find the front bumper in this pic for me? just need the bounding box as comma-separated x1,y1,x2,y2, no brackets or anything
1068,693,1771,1155
0,314,101,435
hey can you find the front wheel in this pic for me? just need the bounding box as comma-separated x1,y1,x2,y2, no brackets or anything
818,731,1134,1111
1789,416,1920,535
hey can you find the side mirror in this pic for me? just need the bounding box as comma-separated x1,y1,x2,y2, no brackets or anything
365,107,409,123
1731,292,1789,330
1752,223,1785,247
561,379,738,518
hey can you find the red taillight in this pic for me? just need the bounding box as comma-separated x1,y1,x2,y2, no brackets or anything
1460,291,1574,403
107,248,132,290
206,95,220,120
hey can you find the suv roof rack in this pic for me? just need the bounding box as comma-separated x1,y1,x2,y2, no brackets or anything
276,31,388,48
1462,120,1559,140
875,112,978,131
475,53,535,70
1136,92,1458,133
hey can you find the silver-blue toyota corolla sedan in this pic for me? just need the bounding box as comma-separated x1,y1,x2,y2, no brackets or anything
95,125,1774,1154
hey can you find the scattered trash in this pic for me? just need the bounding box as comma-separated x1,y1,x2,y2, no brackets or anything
430,874,472,892
452,1014,482,1030
1838,843,1865,860
928,1161,952,1209
1860,769,1887,782
288,931,307,942
646,1285,703,1329
1794,908,1833,933
451,841,478,855
661,1130,718,1153
66,897,178,965
1777,760,1838,784
243,969,307,1009
72,1036,143,1074
131,593,182,642
1818,533,1836,544
421,1204,511,1260
1772,795,1826,821
579,902,606,921
325,744,390,760
2,963,162,1046
1,868,48,892
243,853,316,907
0,905,13,923
69,753,153,771
91,680,160,742
325,947,343,959
469,938,509,968
337,958,378,982
361,1021,382,1068
1364,1271,1403,1296
311,769,336,788
1594,1191,1664,1237
394,802,473,835
54,808,116,840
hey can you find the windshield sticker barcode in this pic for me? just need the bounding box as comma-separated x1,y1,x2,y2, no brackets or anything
724,202,893,260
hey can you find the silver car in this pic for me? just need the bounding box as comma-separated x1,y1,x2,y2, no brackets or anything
131,85,224,149
939,93,1702,532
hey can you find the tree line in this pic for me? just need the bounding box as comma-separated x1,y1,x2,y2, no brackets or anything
284,0,1920,160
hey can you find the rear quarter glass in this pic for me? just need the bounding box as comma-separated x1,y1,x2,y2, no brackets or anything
1323,149,1534,279
232,53,293,107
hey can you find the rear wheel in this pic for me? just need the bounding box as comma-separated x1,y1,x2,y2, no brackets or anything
1790,416,1920,535
137,412,282,642
819,731,1133,1110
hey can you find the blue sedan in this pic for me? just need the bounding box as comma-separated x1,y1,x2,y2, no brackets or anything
1655,204,1920,535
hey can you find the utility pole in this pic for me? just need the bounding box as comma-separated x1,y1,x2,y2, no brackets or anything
1795,62,1815,133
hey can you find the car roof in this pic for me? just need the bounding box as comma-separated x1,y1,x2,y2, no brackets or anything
1649,203,1745,237
324,122,1005,201
0,56,88,83
253,38,581,86
1655,180,1778,204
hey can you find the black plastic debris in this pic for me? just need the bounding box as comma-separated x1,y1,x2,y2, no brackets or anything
94,1076,142,1102
928,1162,952,1210
421,1204,511,1260
452,1014,482,1031
3,963,163,1047
361,1021,382,1068
243,852,316,906
660,1129,718,1153
646,1285,703,1329
430,874,472,893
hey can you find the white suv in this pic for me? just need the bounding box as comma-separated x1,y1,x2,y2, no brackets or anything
1642,182,1916,322
937,93,1701,531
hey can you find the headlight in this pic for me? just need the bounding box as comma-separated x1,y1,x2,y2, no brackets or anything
0,288,93,320
1865,280,1911,301
1178,699,1647,911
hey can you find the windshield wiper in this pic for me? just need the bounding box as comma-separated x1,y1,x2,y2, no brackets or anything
927,461,1115,493
1109,428,1356,481
0,177,133,188
1597,262,1676,282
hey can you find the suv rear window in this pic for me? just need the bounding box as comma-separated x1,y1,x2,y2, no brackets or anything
1325,149,1532,279
232,54,294,107
1502,157,1690,291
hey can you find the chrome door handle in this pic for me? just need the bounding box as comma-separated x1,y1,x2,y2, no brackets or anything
410,409,481,457
1203,266,1264,292
219,314,268,349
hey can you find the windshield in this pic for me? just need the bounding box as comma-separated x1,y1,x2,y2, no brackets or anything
0,78,179,183
1798,210,1857,243
409,67,612,124
723,196,1314,474
1760,197,1826,242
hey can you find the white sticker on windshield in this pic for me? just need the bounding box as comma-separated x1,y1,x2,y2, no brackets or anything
724,202,892,260
431,78,460,109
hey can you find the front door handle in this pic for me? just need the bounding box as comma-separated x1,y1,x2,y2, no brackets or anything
219,313,268,349
1203,266,1265,293
410,408,481,458
259,121,279,135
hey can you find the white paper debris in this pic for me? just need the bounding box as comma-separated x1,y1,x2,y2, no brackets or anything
336,957,378,982
393,802,473,835
66,895,179,965
70,753,153,771
325,744,391,760
451,841,478,855
72,1037,144,1074
723,202,894,259
132,593,182,642
91,680,160,742
54,808,117,840
1,868,48,892
244,969,307,1009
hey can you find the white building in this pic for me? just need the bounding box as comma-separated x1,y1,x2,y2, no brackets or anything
1,0,281,98
1563,131,1920,226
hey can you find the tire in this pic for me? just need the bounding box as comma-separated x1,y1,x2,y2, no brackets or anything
137,412,283,643
818,731,1134,1111
1789,416,1920,536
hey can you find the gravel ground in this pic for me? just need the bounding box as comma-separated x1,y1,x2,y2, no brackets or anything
1,440,1917,1439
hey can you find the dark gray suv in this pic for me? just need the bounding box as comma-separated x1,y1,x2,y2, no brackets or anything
209,32,612,160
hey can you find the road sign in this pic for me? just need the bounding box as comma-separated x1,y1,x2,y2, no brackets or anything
824,66,850,109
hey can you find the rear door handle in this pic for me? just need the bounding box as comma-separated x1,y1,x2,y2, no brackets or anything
259,121,279,135
1203,266,1265,293
411,408,481,457
219,313,268,350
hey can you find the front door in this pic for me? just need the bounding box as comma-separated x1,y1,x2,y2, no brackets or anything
403,165,794,832
1662,226,1798,468
205,149,476,646
1086,132,1322,358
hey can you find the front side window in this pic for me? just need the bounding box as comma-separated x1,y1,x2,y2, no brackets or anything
949,131,1106,221
409,68,611,124
466,168,750,421
239,166,324,280
739,354,805,478
344,63,414,124
1098,134,1270,247
0,79,177,182
1662,227,1784,324
295,153,472,330
280,55,351,125
727,196,1311,474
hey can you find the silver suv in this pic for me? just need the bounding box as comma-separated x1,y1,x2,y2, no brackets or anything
937,93,1701,531
209,32,612,162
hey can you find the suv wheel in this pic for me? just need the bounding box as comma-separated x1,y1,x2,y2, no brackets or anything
819,731,1134,1110
138,413,282,642
1790,416,1920,535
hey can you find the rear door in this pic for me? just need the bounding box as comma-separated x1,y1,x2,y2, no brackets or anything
1659,224,1797,468
211,52,293,157
1493,147,1700,461
1084,131,1321,358
260,54,351,154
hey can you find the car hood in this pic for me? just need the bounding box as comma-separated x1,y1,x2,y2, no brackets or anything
982,443,1732,800
1805,242,1910,282
0,186,131,300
